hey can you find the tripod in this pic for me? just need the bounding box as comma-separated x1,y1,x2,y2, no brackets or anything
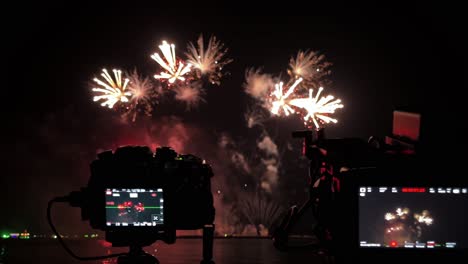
116,225,215,264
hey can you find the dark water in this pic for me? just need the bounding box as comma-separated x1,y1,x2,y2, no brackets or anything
1,238,329,264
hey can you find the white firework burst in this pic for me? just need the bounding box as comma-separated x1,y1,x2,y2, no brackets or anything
92,68,131,108
289,86,343,129
270,78,303,116
151,41,191,84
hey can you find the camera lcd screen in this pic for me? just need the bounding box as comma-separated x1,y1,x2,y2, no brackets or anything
105,188,164,227
359,186,468,249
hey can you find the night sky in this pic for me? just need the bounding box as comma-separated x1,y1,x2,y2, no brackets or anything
2,4,466,233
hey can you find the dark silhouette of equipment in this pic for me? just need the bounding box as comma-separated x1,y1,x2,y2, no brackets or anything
47,146,216,264
272,111,422,259
116,245,159,264
273,128,340,252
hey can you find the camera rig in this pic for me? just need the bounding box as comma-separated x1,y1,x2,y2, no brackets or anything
48,146,216,264
273,111,422,258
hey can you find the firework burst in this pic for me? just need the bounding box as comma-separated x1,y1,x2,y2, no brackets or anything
384,207,434,245
151,41,191,84
269,78,303,116
288,50,331,88
414,210,433,225
289,86,343,129
121,70,158,122
92,68,131,108
186,35,233,85
245,52,342,129
237,191,283,235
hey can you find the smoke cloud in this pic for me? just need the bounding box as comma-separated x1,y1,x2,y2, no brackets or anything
173,82,205,110
256,135,280,193
257,135,279,156
243,68,274,99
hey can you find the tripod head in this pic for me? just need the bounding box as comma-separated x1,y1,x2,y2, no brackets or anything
117,245,159,264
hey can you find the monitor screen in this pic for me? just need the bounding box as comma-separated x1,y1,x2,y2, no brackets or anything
105,188,164,227
359,186,468,249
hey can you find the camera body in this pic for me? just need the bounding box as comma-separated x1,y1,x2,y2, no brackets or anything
71,146,215,247
292,127,468,262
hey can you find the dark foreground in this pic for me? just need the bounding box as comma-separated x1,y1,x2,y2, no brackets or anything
1,238,329,264
4,238,467,264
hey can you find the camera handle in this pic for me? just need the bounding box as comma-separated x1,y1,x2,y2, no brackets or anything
117,245,159,264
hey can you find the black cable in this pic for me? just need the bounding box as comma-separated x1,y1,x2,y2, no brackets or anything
47,197,128,261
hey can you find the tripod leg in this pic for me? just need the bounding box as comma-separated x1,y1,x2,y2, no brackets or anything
285,199,315,232
273,198,318,251
200,224,215,264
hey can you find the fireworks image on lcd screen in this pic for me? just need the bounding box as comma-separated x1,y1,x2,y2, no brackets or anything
384,207,434,247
